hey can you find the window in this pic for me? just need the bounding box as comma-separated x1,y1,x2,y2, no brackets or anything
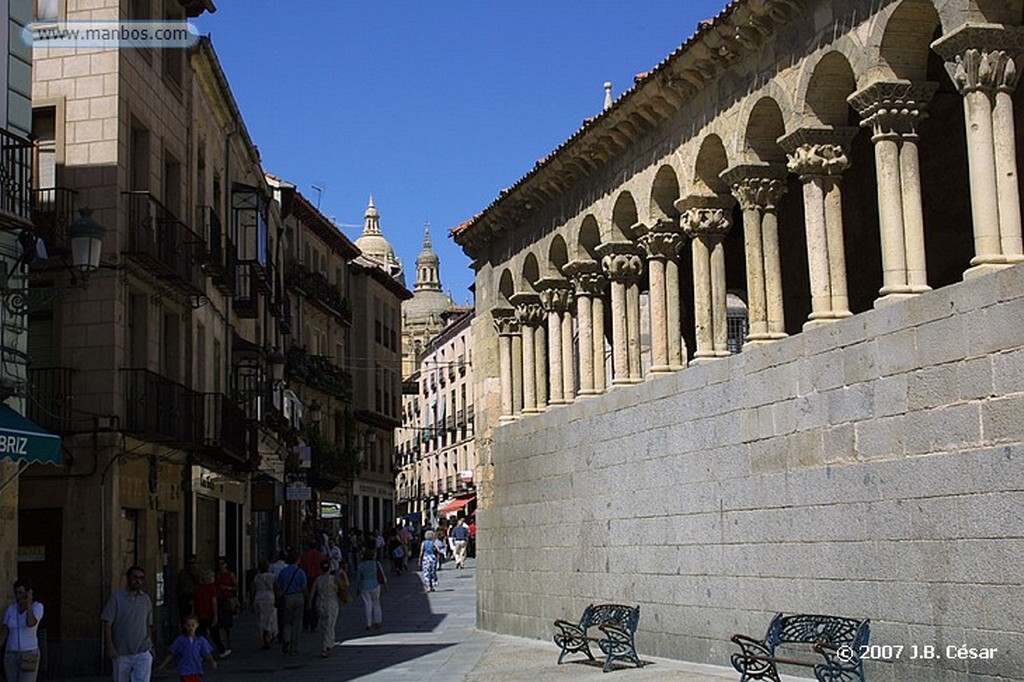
35,0,59,19
725,293,749,355
163,150,181,218
129,119,150,191
32,107,57,192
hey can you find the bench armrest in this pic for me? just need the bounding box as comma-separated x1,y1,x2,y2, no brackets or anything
731,633,773,658
553,619,585,637
597,622,634,644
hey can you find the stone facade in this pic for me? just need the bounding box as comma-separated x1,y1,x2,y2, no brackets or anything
454,0,1024,679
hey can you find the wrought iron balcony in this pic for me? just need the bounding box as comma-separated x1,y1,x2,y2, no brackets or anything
31,187,78,255
197,205,236,295
0,128,33,229
285,345,353,400
123,191,207,296
202,392,250,465
284,259,352,324
233,260,262,318
27,367,75,434
121,368,203,447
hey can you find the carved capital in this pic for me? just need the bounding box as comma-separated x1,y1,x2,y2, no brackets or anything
721,163,788,210
596,242,644,284
676,196,733,239
492,309,520,336
932,24,1024,94
638,229,687,260
510,293,545,328
536,278,574,313
848,81,939,139
563,259,607,297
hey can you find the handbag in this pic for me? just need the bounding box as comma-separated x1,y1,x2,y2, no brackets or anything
18,651,40,672
338,587,352,604
375,561,388,588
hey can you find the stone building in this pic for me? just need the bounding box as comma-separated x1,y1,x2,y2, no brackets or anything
454,0,1024,679
401,227,458,378
348,198,411,532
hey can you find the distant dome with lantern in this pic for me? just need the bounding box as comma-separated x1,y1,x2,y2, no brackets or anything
354,195,403,281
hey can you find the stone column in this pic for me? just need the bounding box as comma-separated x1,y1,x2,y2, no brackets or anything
722,164,789,345
598,242,645,384
538,279,574,405
564,260,607,395
512,293,544,414
561,303,574,400
849,81,937,304
676,195,734,360
779,127,857,329
933,24,1024,276
637,219,686,373
535,318,548,409
491,309,518,421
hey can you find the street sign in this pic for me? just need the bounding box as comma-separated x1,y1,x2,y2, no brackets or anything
286,486,312,501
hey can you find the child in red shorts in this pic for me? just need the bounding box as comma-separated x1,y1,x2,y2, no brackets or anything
158,616,217,682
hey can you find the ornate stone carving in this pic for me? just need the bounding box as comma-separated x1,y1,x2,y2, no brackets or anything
932,24,1024,94
779,128,858,178
536,279,574,313
563,259,607,297
721,164,788,210
596,243,644,284
492,309,519,335
638,230,686,260
848,81,939,138
510,293,545,328
681,207,731,238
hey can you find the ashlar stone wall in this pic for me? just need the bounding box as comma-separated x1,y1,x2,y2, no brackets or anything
478,263,1024,682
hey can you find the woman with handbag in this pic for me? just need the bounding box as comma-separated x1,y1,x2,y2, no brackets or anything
354,548,384,631
308,559,350,657
0,579,43,682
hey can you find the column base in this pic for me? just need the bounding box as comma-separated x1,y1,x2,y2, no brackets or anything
648,365,674,374
874,291,920,307
690,355,721,365
577,388,603,396
498,416,518,424
521,406,544,414
964,255,1024,279
743,333,788,347
668,363,687,371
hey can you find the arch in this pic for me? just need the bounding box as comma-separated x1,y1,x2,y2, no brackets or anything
968,0,1022,25
521,252,541,289
610,191,639,241
498,269,514,304
880,0,942,81
576,215,602,260
650,165,681,222
693,135,730,195
744,97,788,163
548,234,569,275
804,52,858,127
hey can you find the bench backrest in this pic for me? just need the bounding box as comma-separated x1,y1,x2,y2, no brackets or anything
766,613,870,652
581,603,641,633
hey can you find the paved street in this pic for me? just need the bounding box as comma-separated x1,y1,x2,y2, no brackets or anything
53,560,778,681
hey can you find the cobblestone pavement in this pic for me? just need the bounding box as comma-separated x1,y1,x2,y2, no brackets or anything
51,558,790,681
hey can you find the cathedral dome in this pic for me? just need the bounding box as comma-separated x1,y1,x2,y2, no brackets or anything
354,194,402,278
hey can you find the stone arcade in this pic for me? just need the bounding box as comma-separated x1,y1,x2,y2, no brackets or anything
454,1,1024,680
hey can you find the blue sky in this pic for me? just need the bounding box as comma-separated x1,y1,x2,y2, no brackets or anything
194,1,727,302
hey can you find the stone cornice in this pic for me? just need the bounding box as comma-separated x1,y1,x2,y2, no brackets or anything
451,0,807,257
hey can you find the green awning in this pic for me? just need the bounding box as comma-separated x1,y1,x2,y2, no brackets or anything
0,406,62,465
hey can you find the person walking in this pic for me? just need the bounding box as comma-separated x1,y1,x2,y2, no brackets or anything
1,579,43,682
354,548,384,631
450,517,470,569
191,571,224,658
418,530,439,592
274,552,307,656
249,561,277,649
213,557,237,656
308,559,349,657
175,556,198,626
157,615,216,682
297,541,325,632
101,566,154,682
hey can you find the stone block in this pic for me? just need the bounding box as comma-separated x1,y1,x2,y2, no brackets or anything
825,383,875,424
823,423,855,463
916,314,968,367
878,328,918,376
855,415,906,460
993,347,1024,395
904,404,981,455
908,363,960,410
981,395,1024,443
843,340,879,385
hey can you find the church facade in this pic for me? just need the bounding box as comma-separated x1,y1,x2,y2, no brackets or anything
454,0,1024,679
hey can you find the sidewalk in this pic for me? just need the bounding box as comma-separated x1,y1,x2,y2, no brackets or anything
52,558,757,681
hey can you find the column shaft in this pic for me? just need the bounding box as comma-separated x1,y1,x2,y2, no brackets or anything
691,236,713,358
762,207,787,336
521,325,536,412
511,334,523,415
498,334,513,418
561,310,574,399
994,89,1024,257
576,296,594,394
822,179,850,317
609,280,628,384
648,257,669,371
874,136,910,295
899,138,930,291
665,258,683,369
626,280,642,381
535,324,548,409
547,310,563,404
592,297,607,392
965,89,1003,263
742,205,768,338
710,238,729,356
802,178,831,322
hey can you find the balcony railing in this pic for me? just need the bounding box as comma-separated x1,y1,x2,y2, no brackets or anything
27,367,75,434
233,260,262,318
197,205,236,295
0,128,33,229
285,346,352,400
284,260,352,324
202,392,249,464
31,187,78,254
123,191,207,296
121,368,202,447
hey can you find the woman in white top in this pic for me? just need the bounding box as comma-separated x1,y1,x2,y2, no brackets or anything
0,579,44,682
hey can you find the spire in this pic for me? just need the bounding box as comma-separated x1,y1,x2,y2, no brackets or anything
363,194,381,234
422,221,433,251
415,221,441,293
603,82,613,112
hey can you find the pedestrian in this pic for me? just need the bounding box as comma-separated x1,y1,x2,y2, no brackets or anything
297,540,325,632
450,517,470,569
397,524,413,573
157,615,216,682
418,530,439,592
249,561,277,649
274,552,307,656
354,548,384,631
1,579,43,682
268,552,287,578
192,571,225,658
101,566,154,682
308,559,349,657
326,538,343,575
213,556,237,656
176,556,199,625
435,524,449,570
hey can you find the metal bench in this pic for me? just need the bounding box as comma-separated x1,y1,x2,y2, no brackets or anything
553,603,643,673
731,612,870,682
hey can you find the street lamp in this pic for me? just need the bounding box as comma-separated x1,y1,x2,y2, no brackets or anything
68,207,106,275
308,399,322,427
267,348,285,385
